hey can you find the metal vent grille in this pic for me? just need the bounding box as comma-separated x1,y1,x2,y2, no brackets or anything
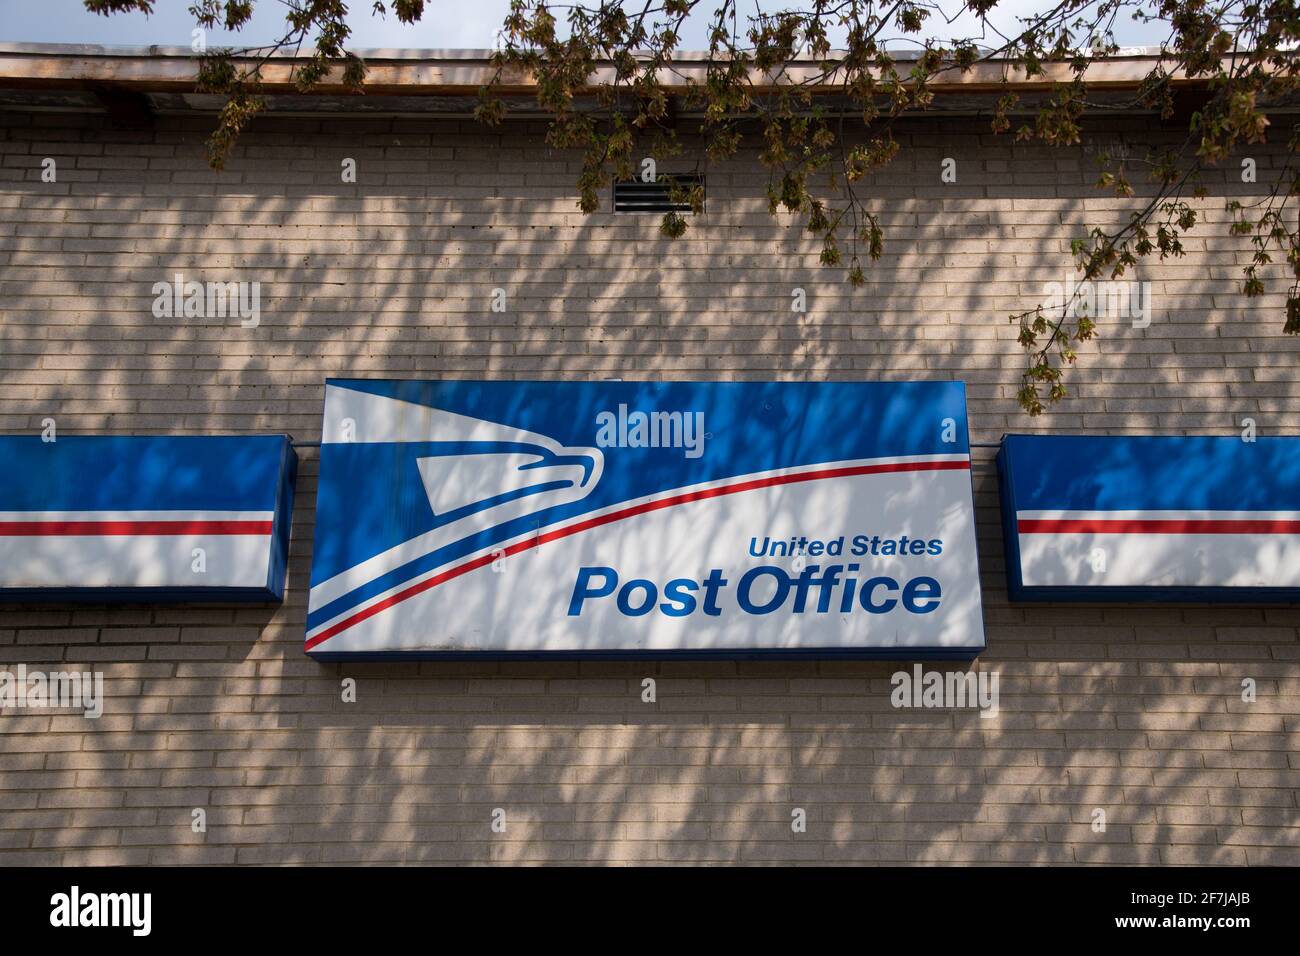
613,174,704,213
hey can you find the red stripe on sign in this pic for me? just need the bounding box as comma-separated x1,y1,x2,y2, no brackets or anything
306,458,971,650
1019,518,1300,534
0,520,273,536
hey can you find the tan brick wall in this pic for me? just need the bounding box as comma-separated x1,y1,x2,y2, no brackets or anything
0,109,1297,864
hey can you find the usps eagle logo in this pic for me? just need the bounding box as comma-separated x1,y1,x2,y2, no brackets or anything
305,383,604,650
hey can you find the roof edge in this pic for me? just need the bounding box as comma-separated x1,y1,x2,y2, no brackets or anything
0,41,1173,61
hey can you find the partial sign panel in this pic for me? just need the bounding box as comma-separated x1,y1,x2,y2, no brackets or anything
998,434,1300,601
0,435,297,601
307,379,985,659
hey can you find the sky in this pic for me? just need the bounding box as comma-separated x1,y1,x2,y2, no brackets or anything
0,0,1168,52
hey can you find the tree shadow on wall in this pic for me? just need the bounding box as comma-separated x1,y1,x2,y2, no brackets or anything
0,109,1294,863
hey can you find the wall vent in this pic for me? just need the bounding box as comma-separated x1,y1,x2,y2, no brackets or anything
613,175,704,213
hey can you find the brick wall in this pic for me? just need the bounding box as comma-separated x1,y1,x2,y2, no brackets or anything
0,108,1296,864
